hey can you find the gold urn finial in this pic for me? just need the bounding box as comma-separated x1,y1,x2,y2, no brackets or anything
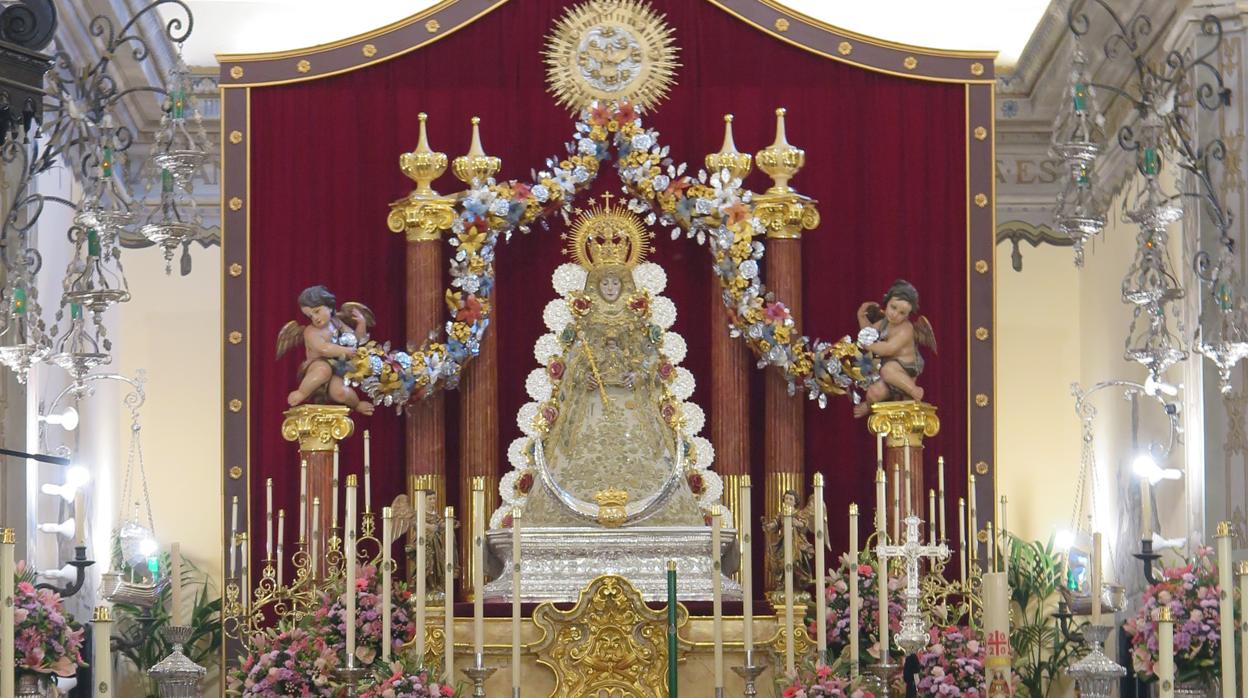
755,107,806,194
453,116,502,185
400,113,448,197
705,114,753,180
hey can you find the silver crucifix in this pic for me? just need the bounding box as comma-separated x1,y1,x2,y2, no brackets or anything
876,514,949,654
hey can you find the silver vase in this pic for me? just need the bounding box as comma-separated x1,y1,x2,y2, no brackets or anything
1065,625,1126,698
15,673,45,698
148,625,207,697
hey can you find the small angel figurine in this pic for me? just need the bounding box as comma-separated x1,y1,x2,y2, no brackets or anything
852,279,937,418
761,489,828,596
392,491,457,596
275,285,376,415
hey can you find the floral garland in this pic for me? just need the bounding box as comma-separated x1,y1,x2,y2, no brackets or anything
1123,545,1223,684
780,662,876,698
226,626,339,697
493,260,721,527
306,564,418,666
808,554,905,667
912,625,1018,698
362,663,455,698
12,560,86,678
347,102,872,409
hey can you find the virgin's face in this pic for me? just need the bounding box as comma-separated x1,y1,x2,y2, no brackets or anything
884,298,912,325
598,275,622,302
302,305,331,328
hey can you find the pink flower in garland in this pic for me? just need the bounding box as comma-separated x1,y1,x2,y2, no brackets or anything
361,662,455,698
1124,545,1223,684
226,626,339,697
11,564,86,678
913,625,1016,698
765,302,789,323
806,554,904,667
307,564,419,667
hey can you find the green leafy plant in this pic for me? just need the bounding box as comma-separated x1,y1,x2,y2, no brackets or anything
1007,535,1085,698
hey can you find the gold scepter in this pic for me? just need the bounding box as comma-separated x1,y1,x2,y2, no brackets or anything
581,339,612,410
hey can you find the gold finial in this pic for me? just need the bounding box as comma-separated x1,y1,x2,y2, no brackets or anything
1216,521,1233,537
740,475,751,488
782,503,795,516
1238,560,1248,576
705,114,753,180
445,506,455,518
472,476,485,492
849,503,859,516
876,468,886,483
755,107,805,194
0,528,13,544
1157,606,1173,622
400,112,449,197
382,506,393,520
812,473,824,487
453,116,502,185
711,505,723,517
93,606,112,623
667,560,677,571
346,474,358,487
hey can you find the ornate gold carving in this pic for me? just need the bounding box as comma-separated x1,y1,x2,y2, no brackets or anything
229,130,243,144
568,196,651,269
1,528,15,544
975,393,989,407
974,193,988,208
362,43,377,57
974,259,988,274
1216,521,1233,538
228,331,243,345
774,17,790,31
594,487,630,528
544,0,680,112
975,327,989,341
866,401,940,448
532,575,689,698
229,466,243,480
229,65,244,79
229,263,243,277
389,113,456,242
755,108,819,239
452,117,502,185
904,56,918,70
228,197,243,211
970,62,984,76
973,126,987,141
975,461,988,475
976,530,988,543
296,59,311,73
425,19,441,33
705,115,752,180
228,399,242,413
281,405,354,452
838,41,853,56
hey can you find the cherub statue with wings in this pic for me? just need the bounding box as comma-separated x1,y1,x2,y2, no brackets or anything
852,279,937,418
390,491,456,596
275,285,376,416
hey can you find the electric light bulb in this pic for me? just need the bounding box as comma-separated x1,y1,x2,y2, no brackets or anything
1055,529,1075,551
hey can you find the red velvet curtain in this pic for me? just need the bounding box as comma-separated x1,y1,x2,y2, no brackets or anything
247,0,967,583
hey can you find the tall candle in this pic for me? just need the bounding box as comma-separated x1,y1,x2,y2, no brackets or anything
1140,479,1153,541
512,508,523,691
300,459,308,541
230,495,239,577
364,430,372,513
849,504,860,677
2,528,15,698
1239,561,1248,698
311,497,321,580
891,461,900,542
382,507,393,663
877,532,889,664
958,498,967,585
1090,531,1102,626
92,606,112,698
277,510,286,587
928,489,936,546
711,506,724,687
1158,606,1174,698
876,468,886,535
73,491,85,546
472,477,485,662
740,476,754,654
1216,522,1237,698
783,503,796,674
999,496,1009,577
903,446,912,522
444,507,455,684
345,475,358,665
937,456,946,542
968,475,978,569
983,572,1011,685
986,521,995,570
170,542,184,627
415,492,427,663
266,478,274,560
332,445,340,530
876,432,884,468
814,474,827,662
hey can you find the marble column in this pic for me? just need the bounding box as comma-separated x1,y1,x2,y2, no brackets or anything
406,235,447,513
709,271,751,583
459,330,499,599
281,404,354,580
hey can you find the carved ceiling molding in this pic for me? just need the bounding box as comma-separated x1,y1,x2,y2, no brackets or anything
995,219,1074,271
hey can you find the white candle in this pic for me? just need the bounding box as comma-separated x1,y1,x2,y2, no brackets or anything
928,489,936,547
311,497,321,580
415,492,427,663
239,534,249,609
958,498,967,586
849,504,860,677
986,521,995,570
877,532,889,664
444,506,456,683
969,475,978,570
170,542,184,627
937,456,946,542
364,430,372,514
1140,479,1153,540
1217,523,1237,698
230,495,239,578
332,445,340,530
983,571,1011,687
740,476,754,654
512,508,523,691
92,606,112,698
266,478,274,560
1158,606,1174,698
345,475,358,665
814,474,827,662
876,432,884,468
2,528,15,698
876,468,886,536
277,510,286,587
903,446,912,522
1091,531,1102,626
783,503,795,674
999,496,1009,577
1239,562,1247,698
73,491,85,546
711,506,724,687
383,507,393,663
891,461,900,542
472,477,485,661
300,459,308,541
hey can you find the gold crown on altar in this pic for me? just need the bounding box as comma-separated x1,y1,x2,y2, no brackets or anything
593,486,630,508
564,193,652,270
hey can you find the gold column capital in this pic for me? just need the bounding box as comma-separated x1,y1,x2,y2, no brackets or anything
281,405,354,452
753,107,819,239
866,400,940,448
389,112,457,242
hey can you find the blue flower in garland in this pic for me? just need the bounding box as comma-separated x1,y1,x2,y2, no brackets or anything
368,355,383,375
477,276,494,296
393,352,413,371
446,340,469,362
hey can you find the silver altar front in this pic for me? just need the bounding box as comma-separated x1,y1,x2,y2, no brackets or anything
483,526,742,602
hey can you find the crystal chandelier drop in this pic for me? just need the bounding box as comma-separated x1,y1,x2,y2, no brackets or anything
0,252,52,383
1050,45,1105,266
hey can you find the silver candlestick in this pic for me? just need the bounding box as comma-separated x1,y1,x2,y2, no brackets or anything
1065,625,1126,698
731,650,767,698
333,661,371,697
862,658,899,698
148,626,206,697
463,655,496,698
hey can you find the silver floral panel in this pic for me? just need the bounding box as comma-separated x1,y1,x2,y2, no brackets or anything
482,525,743,603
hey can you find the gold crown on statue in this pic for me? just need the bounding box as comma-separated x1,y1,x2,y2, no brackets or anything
564,193,651,270
593,486,630,508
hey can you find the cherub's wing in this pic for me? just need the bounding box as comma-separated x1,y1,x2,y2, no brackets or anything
915,316,938,355
390,494,415,542
275,320,302,360
337,302,375,329
800,499,832,550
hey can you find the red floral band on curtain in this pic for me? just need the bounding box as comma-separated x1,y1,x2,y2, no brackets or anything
242,0,970,580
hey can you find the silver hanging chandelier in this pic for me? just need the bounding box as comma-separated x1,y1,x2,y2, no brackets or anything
1050,44,1106,267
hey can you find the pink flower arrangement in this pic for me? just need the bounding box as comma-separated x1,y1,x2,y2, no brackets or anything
226,626,339,697
808,554,904,666
1123,545,1222,684
781,662,875,698
361,662,455,698
12,561,86,677
913,625,1009,698
308,564,418,666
